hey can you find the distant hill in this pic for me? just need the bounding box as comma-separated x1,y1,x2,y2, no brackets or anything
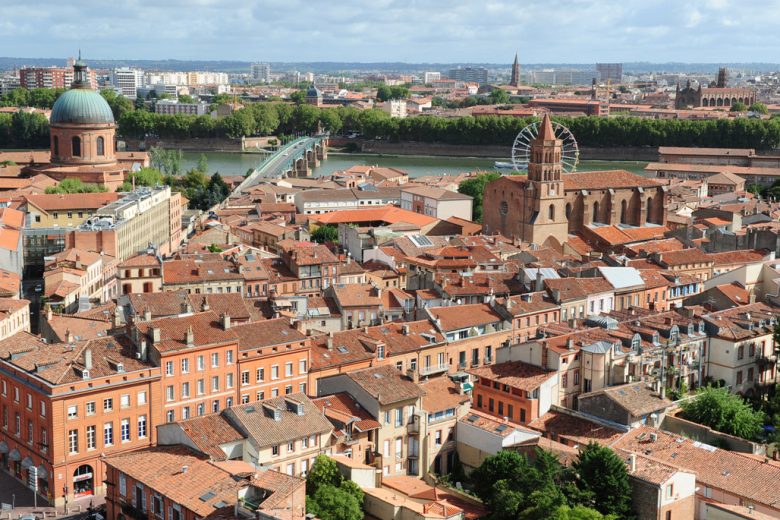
1,57,778,74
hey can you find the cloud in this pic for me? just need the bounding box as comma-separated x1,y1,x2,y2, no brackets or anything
0,0,778,62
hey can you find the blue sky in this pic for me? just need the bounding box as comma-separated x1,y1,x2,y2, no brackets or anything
2,0,778,63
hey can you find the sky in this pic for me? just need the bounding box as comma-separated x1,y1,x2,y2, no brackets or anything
3,0,780,64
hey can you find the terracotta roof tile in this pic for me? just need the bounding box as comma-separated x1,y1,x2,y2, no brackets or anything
469,360,555,391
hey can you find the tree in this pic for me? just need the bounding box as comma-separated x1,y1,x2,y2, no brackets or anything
100,89,134,120
750,102,769,115
150,148,183,177
221,109,256,139
489,89,511,104
306,455,342,497
730,101,748,112
306,485,362,520
178,94,196,104
550,505,617,520
45,178,106,194
458,172,501,223
470,450,531,505
680,385,765,440
571,442,633,519
290,90,306,104
311,225,338,244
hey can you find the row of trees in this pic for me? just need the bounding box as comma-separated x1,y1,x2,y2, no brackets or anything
470,444,632,519
114,101,780,149
0,111,50,148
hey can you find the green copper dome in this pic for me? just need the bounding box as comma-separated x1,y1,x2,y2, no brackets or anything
50,88,115,125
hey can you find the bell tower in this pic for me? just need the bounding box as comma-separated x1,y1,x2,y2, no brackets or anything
525,114,568,247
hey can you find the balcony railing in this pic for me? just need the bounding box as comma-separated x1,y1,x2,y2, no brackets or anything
421,363,448,376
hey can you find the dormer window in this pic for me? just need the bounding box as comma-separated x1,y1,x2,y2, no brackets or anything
653,332,660,345
669,326,679,344
698,322,705,334
631,334,641,351
687,324,694,336
377,345,385,360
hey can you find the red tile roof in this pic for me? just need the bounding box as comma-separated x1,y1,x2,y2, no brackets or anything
468,360,555,391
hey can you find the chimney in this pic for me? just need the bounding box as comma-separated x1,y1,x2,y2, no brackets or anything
114,306,122,327
660,385,666,400
567,338,574,351
201,299,210,312
84,348,93,370
402,324,410,336
185,325,194,347
182,300,192,314
45,306,53,322
649,432,658,443
66,329,74,344
327,331,334,351
628,453,636,474
221,313,231,330
150,327,160,344
535,270,543,292
406,368,419,384
144,307,152,322
181,465,188,474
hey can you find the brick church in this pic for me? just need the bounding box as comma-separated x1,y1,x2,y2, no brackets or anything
482,114,666,248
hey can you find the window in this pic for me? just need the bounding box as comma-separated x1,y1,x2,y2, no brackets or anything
395,437,402,458
27,420,33,445
383,440,390,457
395,407,403,427
241,371,249,385
226,350,234,364
377,345,385,360
86,425,96,450
182,406,190,419
302,436,309,449
211,353,219,368
737,345,744,360
256,368,265,382
71,136,81,157
271,365,279,380
104,422,114,446
138,415,147,438
226,398,232,408
26,394,32,410
120,394,130,408
197,379,205,395
121,419,130,442
271,388,278,398
241,395,250,404
257,391,265,401
41,427,47,451
666,484,674,498
197,355,205,371
736,371,743,385
181,358,189,374
137,392,147,405
211,376,219,392
166,385,175,402
166,410,174,423
68,429,78,453
285,385,293,395
748,367,754,382
212,400,219,413
299,359,307,374
285,362,293,377
288,441,295,453
119,472,126,497
165,361,174,376
104,398,113,412
153,494,163,518
197,403,204,416
181,382,190,398
68,405,78,419
40,401,46,417
272,445,280,456
435,430,442,446
96,136,105,156
299,383,307,393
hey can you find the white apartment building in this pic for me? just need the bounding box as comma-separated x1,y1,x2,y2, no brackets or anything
111,68,145,98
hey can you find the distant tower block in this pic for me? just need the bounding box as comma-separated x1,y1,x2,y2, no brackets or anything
510,52,521,87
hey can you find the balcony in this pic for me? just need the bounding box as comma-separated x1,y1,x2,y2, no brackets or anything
407,420,420,435
420,364,448,376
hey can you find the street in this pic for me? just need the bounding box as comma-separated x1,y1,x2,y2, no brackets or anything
0,471,48,509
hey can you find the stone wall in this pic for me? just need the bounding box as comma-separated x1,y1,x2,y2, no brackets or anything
661,413,764,454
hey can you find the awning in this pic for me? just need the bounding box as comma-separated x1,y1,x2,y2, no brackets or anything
8,448,21,461
36,465,48,479
461,382,474,392
0,441,8,454
21,456,33,469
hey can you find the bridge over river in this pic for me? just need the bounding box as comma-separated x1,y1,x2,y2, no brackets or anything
233,135,328,194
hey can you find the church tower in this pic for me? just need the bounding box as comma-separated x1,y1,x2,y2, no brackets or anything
510,53,520,87
525,114,568,247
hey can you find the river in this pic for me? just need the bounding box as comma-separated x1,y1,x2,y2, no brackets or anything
181,151,649,178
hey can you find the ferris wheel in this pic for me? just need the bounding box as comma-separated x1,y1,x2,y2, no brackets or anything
511,120,580,173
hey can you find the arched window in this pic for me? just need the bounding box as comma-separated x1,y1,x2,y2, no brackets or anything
646,197,653,223
620,200,628,224
565,203,571,219
96,136,105,156
592,201,599,223
71,136,81,157
548,204,555,221
53,136,59,156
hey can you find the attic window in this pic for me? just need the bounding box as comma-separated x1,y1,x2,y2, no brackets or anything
337,346,348,353
199,492,216,502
